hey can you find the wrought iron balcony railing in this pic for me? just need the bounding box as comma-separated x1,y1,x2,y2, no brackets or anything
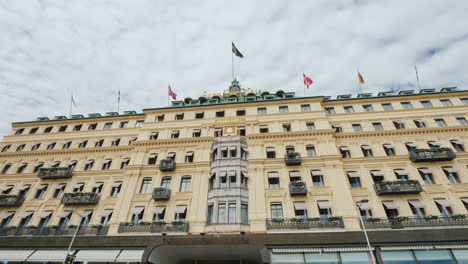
374,180,423,195
152,188,171,200
266,217,344,230
0,225,109,236
61,192,100,205
0,195,25,207
362,215,468,229
117,222,189,233
159,159,176,172
289,182,307,196
410,147,456,162
285,152,301,166
37,167,73,179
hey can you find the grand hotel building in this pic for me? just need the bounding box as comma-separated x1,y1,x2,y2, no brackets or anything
0,80,468,263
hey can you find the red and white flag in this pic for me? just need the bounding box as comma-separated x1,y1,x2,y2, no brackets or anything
303,73,313,89
168,85,177,100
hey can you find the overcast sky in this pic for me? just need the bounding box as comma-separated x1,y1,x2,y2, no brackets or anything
0,0,467,135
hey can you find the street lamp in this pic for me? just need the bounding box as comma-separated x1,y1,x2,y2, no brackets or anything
63,209,85,264
355,199,375,264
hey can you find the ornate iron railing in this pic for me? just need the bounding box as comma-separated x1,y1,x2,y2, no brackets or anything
285,152,301,166
363,215,468,229
0,225,108,236
410,148,456,162
37,167,73,179
159,159,176,171
152,188,171,200
374,180,423,195
266,217,344,230
117,222,189,233
61,192,100,205
0,195,25,207
289,182,307,196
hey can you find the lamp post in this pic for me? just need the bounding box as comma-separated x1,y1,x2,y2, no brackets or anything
356,199,375,264
62,209,85,264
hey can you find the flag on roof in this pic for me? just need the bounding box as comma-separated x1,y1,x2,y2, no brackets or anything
358,72,365,84
168,85,177,100
232,42,244,58
303,73,313,89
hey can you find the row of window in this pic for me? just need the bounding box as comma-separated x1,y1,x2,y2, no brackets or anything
324,97,468,114
206,201,248,224
13,120,144,135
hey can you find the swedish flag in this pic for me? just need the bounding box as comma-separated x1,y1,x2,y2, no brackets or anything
232,42,244,58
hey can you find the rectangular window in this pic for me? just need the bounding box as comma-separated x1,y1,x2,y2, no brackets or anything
266,147,276,158
1,145,10,152
228,202,236,223
344,106,354,113
440,99,453,106
414,119,426,128
461,98,468,105
294,202,307,217
58,125,68,132
373,122,383,131
95,139,104,147
451,140,464,152
347,172,361,188
88,123,97,130
15,128,25,135
401,102,414,109
35,185,48,198
268,172,280,188
180,176,191,192
383,144,395,156
301,104,311,112
15,144,25,151
332,124,342,133
135,120,144,127
195,112,204,119
149,132,159,140
270,203,283,218
148,153,158,165
28,127,38,134
111,138,120,146
140,178,152,193
43,126,53,133
111,182,122,197
420,100,433,108
207,204,214,224
192,129,201,137
381,103,393,111
175,113,184,120
171,131,180,139
161,177,171,189
435,118,447,127
363,104,374,112
78,140,87,148
443,167,460,184
311,171,324,187
282,124,291,132
340,146,351,158
259,125,269,133
306,122,315,130
418,168,435,184
324,107,335,114
306,145,316,157
352,124,363,132
103,123,113,129
236,109,246,116
215,111,225,118
279,106,289,113
393,121,405,129
120,121,128,128
257,107,267,115
156,114,165,121
218,203,226,223
457,117,468,126
241,203,248,224
361,145,373,157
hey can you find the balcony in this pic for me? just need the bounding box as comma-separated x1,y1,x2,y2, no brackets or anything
152,188,171,200
159,159,176,172
117,221,189,233
37,167,73,179
0,195,25,207
61,192,100,205
285,152,301,166
266,217,344,230
362,215,468,229
374,180,423,195
289,182,307,196
410,147,456,162
0,225,109,236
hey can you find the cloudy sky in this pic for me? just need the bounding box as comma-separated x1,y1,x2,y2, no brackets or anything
0,0,467,135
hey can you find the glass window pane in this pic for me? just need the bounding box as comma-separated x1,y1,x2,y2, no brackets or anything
381,251,416,264
272,253,304,263
305,253,339,264
414,250,455,264
340,252,368,264
453,249,468,264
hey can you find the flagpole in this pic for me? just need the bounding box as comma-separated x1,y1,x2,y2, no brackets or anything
231,41,234,79
415,65,421,91
357,69,363,94
303,72,306,97
69,96,72,118
117,90,121,113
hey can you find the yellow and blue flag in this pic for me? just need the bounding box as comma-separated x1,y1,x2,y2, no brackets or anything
232,42,244,58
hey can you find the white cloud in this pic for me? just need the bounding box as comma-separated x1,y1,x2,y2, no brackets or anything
0,0,467,135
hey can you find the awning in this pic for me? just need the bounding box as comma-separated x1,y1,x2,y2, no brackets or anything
241,147,248,152
382,201,400,209
55,183,66,189
418,168,432,174
408,200,426,208
289,171,301,178
339,146,349,151
131,207,145,214
0,211,15,219
219,171,227,177
81,210,93,217
51,161,61,166
317,200,332,209
68,161,77,165
171,131,179,135
0,250,34,261
414,119,425,123
167,153,175,158
152,207,165,214
57,211,71,218
229,146,236,150
150,132,158,136
461,198,468,204
259,125,268,129
78,140,87,144
0,186,13,192
148,153,157,158
394,169,408,175
361,145,372,150
451,140,463,144
111,182,122,187
35,162,44,166
18,185,31,191
98,209,113,217
428,141,441,147
94,139,103,142
129,137,138,141
294,202,307,210
18,211,34,218
435,199,454,207
394,120,404,125
92,182,104,188
220,146,228,151
185,152,194,157
37,211,53,218
347,172,360,178
359,202,372,210
36,184,48,190
75,250,121,262
121,158,130,162
268,172,279,178
116,250,145,262
266,147,275,152
174,205,187,213
310,170,323,176
443,167,459,173
27,250,70,261
86,160,94,164
383,144,394,148
241,171,248,178
228,171,236,176
193,129,201,133
406,143,417,148
74,183,84,188
370,171,384,177
102,159,111,164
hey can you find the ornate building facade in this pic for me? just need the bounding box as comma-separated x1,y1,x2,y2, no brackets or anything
0,82,468,263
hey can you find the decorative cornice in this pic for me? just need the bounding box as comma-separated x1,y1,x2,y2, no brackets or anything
133,137,212,147
334,126,468,139
248,130,335,141
0,146,134,158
